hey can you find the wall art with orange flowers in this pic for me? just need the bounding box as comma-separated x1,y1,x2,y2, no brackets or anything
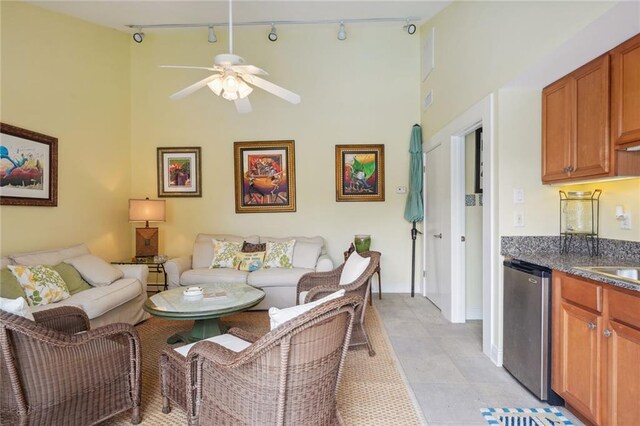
157,147,201,197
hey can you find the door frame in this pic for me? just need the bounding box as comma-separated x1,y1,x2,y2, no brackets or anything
423,93,498,365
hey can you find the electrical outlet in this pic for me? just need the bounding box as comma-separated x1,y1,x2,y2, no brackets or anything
513,188,525,204
621,214,632,230
396,186,407,194
514,211,525,227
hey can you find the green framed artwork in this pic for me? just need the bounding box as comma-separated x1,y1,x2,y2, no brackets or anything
335,144,385,202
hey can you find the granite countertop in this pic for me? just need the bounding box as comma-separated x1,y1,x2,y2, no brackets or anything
505,253,640,292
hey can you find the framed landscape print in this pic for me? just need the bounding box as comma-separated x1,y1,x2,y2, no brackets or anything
157,147,201,197
234,140,296,213
335,144,385,202
0,123,58,206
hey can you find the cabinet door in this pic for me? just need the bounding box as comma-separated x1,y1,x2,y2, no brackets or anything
542,77,573,182
557,301,602,424
611,33,640,148
605,320,640,426
571,54,610,179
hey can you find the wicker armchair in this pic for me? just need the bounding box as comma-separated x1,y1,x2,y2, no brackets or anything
0,306,142,425
297,251,380,356
159,294,360,425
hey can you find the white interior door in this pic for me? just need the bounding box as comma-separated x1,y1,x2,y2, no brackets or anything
424,144,448,311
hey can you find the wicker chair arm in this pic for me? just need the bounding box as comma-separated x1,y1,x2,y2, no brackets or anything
305,284,342,303
31,306,90,333
187,340,239,366
227,327,261,343
296,266,343,297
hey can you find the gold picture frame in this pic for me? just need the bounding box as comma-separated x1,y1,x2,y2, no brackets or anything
335,144,385,202
233,140,296,213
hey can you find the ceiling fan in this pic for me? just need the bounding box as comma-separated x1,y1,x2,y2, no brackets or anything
161,0,301,113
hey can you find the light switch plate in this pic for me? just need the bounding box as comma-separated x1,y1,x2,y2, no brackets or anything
514,211,525,227
396,186,407,194
513,188,525,204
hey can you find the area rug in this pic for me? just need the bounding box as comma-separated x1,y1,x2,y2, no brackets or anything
106,306,423,425
481,407,574,426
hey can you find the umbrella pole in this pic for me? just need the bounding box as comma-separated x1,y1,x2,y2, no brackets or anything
410,221,418,297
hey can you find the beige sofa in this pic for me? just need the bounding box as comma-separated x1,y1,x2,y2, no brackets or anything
164,234,333,309
1,244,150,328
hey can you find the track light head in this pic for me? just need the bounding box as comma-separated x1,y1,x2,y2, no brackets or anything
404,21,417,35
337,22,347,41
208,26,217,43
268,24,277,42
133,27,144,43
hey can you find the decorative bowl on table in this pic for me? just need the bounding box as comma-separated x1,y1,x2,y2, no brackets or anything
183,286,203,299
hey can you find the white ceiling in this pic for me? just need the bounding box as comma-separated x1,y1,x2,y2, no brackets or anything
27,1,451,31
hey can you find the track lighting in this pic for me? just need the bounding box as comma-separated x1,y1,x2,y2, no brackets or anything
337,22,347,41
133,28,144,43
268,24,277,42
208,26,217,43
404,20,416,35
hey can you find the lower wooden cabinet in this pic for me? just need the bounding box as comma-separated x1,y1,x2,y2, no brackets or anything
552,271,640,425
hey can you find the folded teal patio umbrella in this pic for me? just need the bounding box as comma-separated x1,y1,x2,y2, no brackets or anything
403,124,424,297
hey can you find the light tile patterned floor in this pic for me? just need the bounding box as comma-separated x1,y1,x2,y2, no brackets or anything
375,294,584,425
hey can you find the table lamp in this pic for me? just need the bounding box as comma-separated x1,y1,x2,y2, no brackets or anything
129,198,166,258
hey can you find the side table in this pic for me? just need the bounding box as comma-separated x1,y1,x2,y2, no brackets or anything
112,258,167,293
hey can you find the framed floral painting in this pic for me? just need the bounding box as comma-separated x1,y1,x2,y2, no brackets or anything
157,147,201,197
0,123,58,206
233,140,296,213
335,144,385,202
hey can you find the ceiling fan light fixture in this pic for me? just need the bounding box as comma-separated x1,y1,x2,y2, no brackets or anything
222,90,239,101
268,24,277,42
207,78,223,96
238,80,253,98
208,26,217,43
337,22,347,41
222,73,239,93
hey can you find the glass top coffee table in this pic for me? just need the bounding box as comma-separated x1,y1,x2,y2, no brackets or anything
143,282,265,343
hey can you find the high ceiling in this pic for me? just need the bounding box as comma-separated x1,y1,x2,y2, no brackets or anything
27,1,451,31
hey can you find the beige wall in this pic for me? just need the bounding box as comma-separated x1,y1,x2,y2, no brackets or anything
0,2,131,259
129,25,420,290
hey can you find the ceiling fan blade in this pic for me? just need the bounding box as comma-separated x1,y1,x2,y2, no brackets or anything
234,97,252,114
243,75,301,104
230,64,268,75
161,65,217,72
169,74,221,100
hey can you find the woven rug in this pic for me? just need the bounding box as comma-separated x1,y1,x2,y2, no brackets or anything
106,306,422,425
481,407,574,425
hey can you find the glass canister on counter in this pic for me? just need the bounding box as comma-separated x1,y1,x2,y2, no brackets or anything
559,189,601,255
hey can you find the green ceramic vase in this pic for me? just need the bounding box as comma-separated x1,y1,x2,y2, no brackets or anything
354,235,371,253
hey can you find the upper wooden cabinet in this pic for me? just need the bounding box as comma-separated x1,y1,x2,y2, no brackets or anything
611,33,640,149
542,34,640,184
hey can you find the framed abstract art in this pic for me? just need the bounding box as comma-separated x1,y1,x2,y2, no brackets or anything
335,144,385,202
157,147,201,197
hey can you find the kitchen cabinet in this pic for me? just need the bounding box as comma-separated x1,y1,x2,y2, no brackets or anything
611,33,640,149
552,271,640,425
542,54,610,183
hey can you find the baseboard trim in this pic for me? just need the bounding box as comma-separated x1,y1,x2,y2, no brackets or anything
491,344,503,367
465,306,482,320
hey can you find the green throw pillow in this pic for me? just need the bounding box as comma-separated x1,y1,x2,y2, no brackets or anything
0,268,27,299
52,263,91,295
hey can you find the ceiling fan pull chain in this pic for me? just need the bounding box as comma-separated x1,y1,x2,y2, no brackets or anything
228,0,233,54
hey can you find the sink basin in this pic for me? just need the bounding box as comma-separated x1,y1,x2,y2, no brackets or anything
575,266,640,284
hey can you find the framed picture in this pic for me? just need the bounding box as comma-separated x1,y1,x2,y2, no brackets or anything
233,140,296,213
474,128,483,194
0,123,58,206
335,144,385,202
157,147,201,197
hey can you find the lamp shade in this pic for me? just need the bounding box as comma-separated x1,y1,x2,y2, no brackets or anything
129,199,166,222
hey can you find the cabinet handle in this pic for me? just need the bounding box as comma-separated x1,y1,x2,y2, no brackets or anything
604,329,612,337
588,321,597,330
562,167,568,173
433,233,442,239
568,166,574,172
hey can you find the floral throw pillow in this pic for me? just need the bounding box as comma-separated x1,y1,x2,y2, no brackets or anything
263,240,296,269
210,240,243,269
235,251,266,272
8,265,70,307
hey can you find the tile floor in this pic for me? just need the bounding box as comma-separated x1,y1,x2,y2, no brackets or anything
375,294,584,425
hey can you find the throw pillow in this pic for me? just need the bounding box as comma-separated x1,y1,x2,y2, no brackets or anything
0,296,34,320
64,254,124,287
235,251,266,272
52,263,91,295
268,289,345,330
241,241,267,253
8,265,70,306
1,268,27,299
210,240,243,269
339,251,371,285
263,239,296,269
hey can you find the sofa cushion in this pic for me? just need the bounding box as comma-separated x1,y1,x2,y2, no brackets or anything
263,240,295,269
192,234,260,269
241,241,266,253
0,296,34,320
181,268,249,285
52,263,91,295
210,240,243,269
8,265,70,306
64,254,124,287
291,241,323,269
1,257,10,269
261,236,326,255
9,243,90,266
30,278,141,319
247,267,313,288
339,251,371,285
234,251,265,272
1,268,26,299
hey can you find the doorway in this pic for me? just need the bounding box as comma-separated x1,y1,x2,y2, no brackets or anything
464,128,483,320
